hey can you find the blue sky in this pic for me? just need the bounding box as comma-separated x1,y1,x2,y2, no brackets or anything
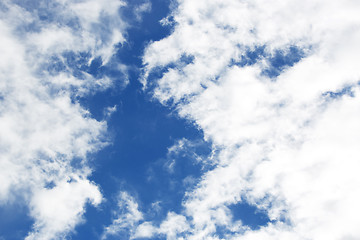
1,0,360,239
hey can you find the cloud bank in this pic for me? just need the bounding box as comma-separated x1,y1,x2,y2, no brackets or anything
138,0,360,239
0,0,127,239
102,192,144,240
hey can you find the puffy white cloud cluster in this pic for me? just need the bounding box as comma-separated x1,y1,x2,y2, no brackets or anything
140,0,360,239
102,191,190,240
133,212,189,240
0,0,127,239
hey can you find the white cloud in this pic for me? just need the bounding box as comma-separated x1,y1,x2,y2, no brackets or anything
162,138,206,173
132,212,190,240
0,0,130,238
26,178,102,240
104,105,118,119
142,0,360,239
132,221,157,239
157,212,190,240
102,191,144,240
134,1,152,22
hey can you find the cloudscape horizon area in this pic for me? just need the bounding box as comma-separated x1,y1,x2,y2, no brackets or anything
1,0,360,239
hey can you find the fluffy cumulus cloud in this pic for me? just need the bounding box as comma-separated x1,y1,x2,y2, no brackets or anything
139,0,360,239
0,0,127,239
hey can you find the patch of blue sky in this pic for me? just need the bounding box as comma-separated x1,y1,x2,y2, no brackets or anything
228,202,271,230
0,200,33,240
230,45,306,78
323,84,357,99
72,0,206,238
145,139,211,209
75,79,207,238
230,45,266,68
263,46,306,78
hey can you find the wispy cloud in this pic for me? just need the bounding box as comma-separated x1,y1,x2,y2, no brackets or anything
133,1,152,22
102,191,143,240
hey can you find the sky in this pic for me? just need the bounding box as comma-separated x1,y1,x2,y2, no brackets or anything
1,0,360,239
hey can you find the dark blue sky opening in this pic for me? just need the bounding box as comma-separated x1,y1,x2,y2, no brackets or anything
0,200,33,240
323,85,356,99
74,0,207,238
230,45,266,67
229,202,270,230
230,45,306,78
263,46,305,78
